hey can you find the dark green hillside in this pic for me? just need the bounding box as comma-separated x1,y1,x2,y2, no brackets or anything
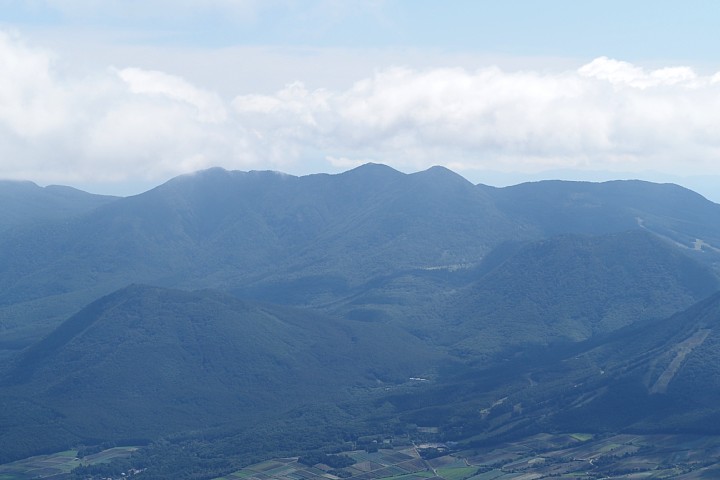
46,290,720,479
544,290,720,434
0,180,117,233
492,179,720,256
329,230,718,356
384,291,720,445
0,284,441,463
239,165,521,305
443,230,719,353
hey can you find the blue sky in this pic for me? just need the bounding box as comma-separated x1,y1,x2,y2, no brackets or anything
1,1,720,200
5,1,719,58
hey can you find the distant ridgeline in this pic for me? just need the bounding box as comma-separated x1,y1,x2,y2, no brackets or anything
1,164,720,478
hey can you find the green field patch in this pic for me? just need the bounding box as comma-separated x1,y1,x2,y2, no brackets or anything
0,449,83,479
7,445,137,479
213,470,259,480
569,433,593,442
373,466,410,477
43,458,75,465
464,470,506,480
83,446,137,465
289,469,326,480
380,452,414,463
0,474,29,480
465,450,524,467
53,451,77,458
250,461,287,472
256,465,294,476
395,460,427,473
435,466,478,480
352,461,386,473
427,456,460,468
230,470,258,478
348,472,379,480
349,451,387,465
348,452,375,463
430,459,466,469
598,443,622,453
377,472,435,480
26,469,61,477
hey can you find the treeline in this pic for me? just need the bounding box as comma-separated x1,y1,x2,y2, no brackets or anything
298,453,355,468
69,402,397,480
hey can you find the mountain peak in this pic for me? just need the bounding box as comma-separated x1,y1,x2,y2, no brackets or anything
411,165,472,186
342,162,403,178
0,179,40,191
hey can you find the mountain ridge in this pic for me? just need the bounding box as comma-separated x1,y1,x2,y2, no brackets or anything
2,163,720,343
0,179,117,233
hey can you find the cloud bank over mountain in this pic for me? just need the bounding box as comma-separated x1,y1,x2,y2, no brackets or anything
2,29,720,188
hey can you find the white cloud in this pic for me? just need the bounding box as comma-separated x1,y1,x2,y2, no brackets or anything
228,59,720,176
0,31,256,184
0,31,67,138
578,56,700,88
231,62,720,175
2,29,720,190
117,68,227,123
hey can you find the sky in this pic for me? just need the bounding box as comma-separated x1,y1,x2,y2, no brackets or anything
1,0,720,200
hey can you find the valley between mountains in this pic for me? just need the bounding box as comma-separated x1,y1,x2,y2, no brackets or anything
2,163,720,479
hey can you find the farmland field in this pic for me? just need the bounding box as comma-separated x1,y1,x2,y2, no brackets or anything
216,433,720,480
0,447,137,480
4,433,720,479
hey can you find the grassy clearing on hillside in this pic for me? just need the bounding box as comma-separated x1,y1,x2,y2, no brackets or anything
0,447,137,480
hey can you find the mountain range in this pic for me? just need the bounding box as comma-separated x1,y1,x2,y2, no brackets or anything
1,163,720,475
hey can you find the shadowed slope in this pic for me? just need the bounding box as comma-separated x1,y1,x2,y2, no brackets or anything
0,284,440,462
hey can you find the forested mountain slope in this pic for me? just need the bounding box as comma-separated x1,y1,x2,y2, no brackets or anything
492,179,720,253
382,291,720,446
0,284,441,462
325,230,718,355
